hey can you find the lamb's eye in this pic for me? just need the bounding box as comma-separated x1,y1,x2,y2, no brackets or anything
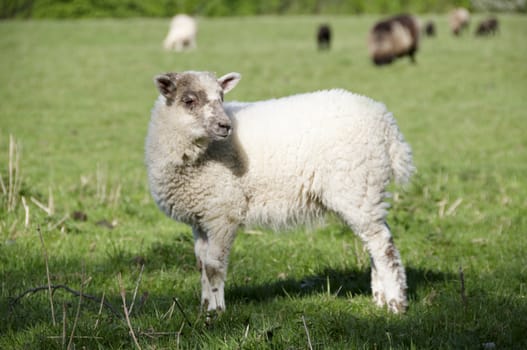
182,95,197,107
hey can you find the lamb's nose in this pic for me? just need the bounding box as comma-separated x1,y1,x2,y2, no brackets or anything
217,123,231,137
219,122,231,133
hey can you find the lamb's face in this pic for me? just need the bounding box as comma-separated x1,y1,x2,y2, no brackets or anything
154,71,241,141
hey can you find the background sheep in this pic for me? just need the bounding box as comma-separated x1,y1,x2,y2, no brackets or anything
145,71,415,314
316,23,332,50
475,17,499,36
449,8,470,36
367,14,420,66
424,20,436,37
163,14,197,52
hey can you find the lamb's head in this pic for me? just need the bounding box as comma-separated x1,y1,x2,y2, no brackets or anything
154,71,241,141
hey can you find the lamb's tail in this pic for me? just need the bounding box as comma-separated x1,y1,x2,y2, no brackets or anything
385,113,415,186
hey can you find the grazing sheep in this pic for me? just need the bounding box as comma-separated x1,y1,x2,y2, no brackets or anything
368,14,420,66
424,20,436,37
475,17,499,36
316,24,332,50
449,8,470,36
145,71,415,314
163,14,197,52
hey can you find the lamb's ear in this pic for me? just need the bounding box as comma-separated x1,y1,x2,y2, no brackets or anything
154,73,178,98
218,72,241,94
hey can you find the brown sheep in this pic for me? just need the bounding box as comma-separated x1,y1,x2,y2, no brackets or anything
475,17,499,36
449,8,470,36
367,14,420,66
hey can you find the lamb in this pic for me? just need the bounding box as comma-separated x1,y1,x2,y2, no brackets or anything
163,14,197,52
449,8,470,36
145,71,415,314
367,14,420,66
316,24,332,50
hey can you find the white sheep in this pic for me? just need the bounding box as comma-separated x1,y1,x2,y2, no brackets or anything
163,14,197,52
145,71,415,314
449,8,470,36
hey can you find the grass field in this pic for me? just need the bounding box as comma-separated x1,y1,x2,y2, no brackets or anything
1,14,526,349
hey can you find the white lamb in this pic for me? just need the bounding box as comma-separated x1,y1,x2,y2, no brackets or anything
145,71,415,314
163,14,197,52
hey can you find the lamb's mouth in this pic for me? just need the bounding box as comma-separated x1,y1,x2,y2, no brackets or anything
211,130,230,141
212,124,232,140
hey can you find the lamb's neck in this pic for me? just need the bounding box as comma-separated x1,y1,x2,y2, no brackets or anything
148,123,209,172
162,133,209,168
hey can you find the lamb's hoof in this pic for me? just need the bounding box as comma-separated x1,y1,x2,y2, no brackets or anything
373,291,386,307
204,308,223,326
205,313,214,326
387,299,407,314
373,291,407,313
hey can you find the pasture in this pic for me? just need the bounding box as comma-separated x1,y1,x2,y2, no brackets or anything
1,14,526,349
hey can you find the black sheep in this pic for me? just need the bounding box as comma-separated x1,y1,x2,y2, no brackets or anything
317,24,332,50
424,21,436,37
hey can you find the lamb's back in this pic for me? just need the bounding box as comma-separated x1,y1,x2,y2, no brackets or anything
226,89,390,168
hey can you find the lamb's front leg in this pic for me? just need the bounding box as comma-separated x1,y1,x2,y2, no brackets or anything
193,227,213,310
193,225,236,312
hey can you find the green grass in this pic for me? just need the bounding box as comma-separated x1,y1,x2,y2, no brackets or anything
1,14,526,349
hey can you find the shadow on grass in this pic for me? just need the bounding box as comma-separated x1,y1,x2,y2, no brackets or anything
226,266,451,304
3,240,526,349
1,233,451,320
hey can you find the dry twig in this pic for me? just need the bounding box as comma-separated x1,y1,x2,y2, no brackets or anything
0,172,6,195
118,273,142,350
7,135,21,212
161,299,175,320
446,198,463,216
21,196,29,228
10,284,122,318
67,262,85,350
238,321,250,350
48,186,55,216
301,315,313,350
128,264,144,316
48,336,103,340
94,291,106,329
174,297,192,327
48,213,69,231
31,196,53,216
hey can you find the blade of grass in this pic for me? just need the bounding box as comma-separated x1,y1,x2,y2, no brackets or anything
38,225,56,326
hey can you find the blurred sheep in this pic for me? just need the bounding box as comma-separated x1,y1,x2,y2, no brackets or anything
424,20,436,37
449,8,470,36
368,14,420,66
163,14,197,52
475,17,499,36
316,24,332,50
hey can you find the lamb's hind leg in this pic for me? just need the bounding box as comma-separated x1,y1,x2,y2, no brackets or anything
327,179,408,313
361,222,407,313
341,212,407,313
